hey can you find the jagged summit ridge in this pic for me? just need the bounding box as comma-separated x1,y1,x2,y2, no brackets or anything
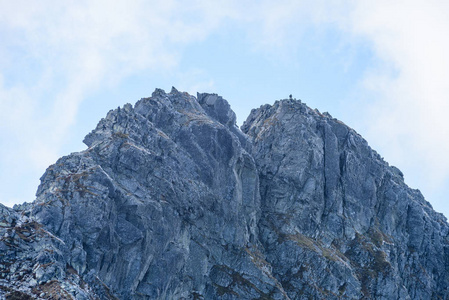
1,88,448,299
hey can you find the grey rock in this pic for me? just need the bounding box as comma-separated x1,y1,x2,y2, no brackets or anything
1,89,448,299
242,99,449,299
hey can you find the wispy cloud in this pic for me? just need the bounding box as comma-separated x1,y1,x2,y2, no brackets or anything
0,0,238,206
342,1,449,212
1,0,449,217
230,0,449,214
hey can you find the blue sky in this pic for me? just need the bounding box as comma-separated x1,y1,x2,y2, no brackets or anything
1,1,449,219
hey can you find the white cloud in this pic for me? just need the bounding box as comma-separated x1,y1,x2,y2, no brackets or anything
1,0,449,218
343,1,449,208
236,0,449,215
0,0,240,206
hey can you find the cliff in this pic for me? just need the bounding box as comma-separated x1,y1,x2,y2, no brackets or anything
1,88,448,299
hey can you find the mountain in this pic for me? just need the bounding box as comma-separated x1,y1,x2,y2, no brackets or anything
1,88,448,299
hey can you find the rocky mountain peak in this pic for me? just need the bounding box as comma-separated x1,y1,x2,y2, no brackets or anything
197,92,237,127
1,89,448,299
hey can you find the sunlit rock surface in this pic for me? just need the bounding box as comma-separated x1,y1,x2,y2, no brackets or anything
1,88,448,299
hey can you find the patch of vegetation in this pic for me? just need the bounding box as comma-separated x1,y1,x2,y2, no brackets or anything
345,231,392,298
6,290,33,300
113,131,129,139
0,286,33,300
280,232,348,263
32,280,74,300
288,232,317,251
245,246,291,299
373,250,390,273
367,227,393,248
212,265,275,300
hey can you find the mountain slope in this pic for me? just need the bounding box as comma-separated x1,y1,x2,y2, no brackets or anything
242,100,449,299
1,88,448,299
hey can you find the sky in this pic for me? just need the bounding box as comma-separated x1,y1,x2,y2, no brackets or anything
1,1,449,219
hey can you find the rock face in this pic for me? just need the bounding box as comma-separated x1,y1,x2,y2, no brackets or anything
1,88,448,299
242,101,449,299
